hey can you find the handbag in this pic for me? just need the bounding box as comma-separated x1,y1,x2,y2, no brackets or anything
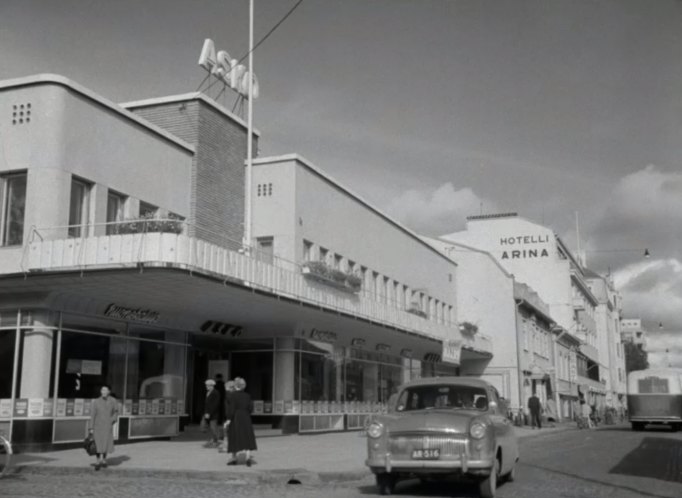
83,434,97,456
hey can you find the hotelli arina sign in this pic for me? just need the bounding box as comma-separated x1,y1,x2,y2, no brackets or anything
499,234,551,260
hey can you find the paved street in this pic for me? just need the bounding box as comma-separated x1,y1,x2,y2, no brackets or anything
3,425,682,498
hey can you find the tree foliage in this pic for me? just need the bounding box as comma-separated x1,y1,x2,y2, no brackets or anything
624,341,649,373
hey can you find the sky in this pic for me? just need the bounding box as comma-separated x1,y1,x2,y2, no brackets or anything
1,0,681,364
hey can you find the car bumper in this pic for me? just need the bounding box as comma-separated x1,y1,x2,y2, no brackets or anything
366,453,495,475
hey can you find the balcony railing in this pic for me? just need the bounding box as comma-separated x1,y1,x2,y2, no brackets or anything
20,220,492,355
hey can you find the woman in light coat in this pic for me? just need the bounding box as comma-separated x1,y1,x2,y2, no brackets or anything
89,385,118,470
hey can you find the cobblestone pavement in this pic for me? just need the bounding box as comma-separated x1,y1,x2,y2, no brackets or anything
5,425,682,498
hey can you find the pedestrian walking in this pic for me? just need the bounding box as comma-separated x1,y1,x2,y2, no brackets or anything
88,385,118,470
581,401,594,429
226,377,257,466
528,392,542,429
219,380,236,453
203,379,221,447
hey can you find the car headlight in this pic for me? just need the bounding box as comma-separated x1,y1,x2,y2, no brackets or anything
470,421,487,439
367,422,384,439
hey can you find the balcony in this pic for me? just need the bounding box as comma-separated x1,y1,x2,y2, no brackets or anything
19,221,493,355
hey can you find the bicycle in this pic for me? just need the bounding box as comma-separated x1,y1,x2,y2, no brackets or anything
0,430,12,478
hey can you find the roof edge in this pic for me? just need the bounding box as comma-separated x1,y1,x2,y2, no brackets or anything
0,74,195,154
252,154,458,268
121,92,261,137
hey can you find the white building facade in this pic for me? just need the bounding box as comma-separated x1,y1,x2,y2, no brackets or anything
0,74,491,449
441,213,621,413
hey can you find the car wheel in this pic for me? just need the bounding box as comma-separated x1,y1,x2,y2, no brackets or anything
376,473,396,495
479,457,499,498
631,422,645,431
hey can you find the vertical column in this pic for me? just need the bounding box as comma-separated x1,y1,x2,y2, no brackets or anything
274,337,296,403
19,313,54,398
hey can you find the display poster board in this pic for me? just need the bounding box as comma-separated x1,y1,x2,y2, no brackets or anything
253,400,264,415
28,398,44,417
0,399,12,418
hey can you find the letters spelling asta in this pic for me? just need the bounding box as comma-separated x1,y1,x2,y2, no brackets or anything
198,39,259,99
499,234,550,260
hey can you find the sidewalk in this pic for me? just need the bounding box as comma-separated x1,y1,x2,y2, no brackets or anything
12,422,576,484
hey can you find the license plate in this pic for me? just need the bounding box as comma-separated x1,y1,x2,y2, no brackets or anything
411,448,440,460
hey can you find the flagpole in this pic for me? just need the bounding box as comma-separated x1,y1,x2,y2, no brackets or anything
244,0,254,253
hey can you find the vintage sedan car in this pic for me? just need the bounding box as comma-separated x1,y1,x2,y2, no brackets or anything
365,377,519,497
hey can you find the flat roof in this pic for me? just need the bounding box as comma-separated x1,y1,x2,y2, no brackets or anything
0,74,194,154
252,153,458,268
122,92,261,137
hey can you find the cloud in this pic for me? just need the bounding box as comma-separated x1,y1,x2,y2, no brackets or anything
613,258,682,367
586,165,682,270
384,183,497,236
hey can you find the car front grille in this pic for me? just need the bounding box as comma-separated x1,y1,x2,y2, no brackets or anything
388,433,468,458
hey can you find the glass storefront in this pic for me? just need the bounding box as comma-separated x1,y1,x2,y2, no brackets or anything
1,307,454,442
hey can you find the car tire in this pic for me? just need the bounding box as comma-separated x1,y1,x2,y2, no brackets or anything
376,473,396,495
631,422,645,431
479,457,499,498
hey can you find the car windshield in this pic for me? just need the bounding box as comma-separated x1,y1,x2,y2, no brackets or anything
395,384,489,412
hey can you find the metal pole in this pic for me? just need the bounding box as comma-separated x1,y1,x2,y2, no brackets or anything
243,0,255,253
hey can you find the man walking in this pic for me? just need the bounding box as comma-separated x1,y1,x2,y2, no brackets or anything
203,379,221,447
528,392,542,429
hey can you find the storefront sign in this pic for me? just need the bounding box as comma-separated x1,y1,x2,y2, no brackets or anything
28,398,44,418
104,304,160,324
198,38,260,99
0,399,12,418
200,320,242,337
309,328,337,343
442,339,462,365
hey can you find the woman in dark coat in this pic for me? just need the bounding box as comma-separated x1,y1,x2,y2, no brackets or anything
89,385,118,470
226,377,257,466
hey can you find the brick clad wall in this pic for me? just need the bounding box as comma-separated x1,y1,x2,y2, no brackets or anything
129,98,258,247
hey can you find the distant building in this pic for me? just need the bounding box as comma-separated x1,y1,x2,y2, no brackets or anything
621,319,647,350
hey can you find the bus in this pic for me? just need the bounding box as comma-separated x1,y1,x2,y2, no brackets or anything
627,368,682,431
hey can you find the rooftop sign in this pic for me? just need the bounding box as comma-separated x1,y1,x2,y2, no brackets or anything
198,38,259,100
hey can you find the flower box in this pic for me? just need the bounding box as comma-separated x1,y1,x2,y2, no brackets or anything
301,261,362,294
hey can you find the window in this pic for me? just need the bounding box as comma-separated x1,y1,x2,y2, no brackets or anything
256,236,274,264
68,178,91,237
319,247,329,263
396,384,488,412
106,190,126,235
334,254,343,270
139,201,158,218
1,172,27,246
303,240,313,261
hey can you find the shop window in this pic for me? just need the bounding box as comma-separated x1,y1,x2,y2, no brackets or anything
126,337,186,402
57,331,127,399
1,172,27,246
0,330,16,398
299,343,343,404
106,190,127,235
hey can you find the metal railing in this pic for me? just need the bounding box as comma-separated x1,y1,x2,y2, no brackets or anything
20,220,493,351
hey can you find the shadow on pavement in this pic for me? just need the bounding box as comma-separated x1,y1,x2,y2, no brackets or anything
355,477,498,497
610,437,682,483
105,455,131,467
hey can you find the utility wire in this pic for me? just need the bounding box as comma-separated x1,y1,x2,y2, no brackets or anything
235,0,305,66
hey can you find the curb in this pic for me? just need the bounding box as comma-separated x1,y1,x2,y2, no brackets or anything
9,463,371,486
